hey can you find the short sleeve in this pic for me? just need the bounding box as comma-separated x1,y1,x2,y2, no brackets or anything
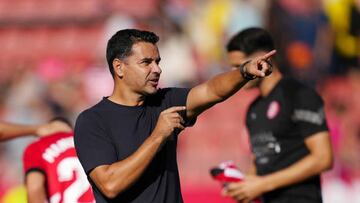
74,110,117,175
165,88,196,127
292,88,328,138
23,142,44,174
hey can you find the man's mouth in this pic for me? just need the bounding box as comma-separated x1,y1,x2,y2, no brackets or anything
148,78,159,87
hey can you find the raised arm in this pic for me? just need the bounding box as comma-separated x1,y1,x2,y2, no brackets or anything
186,50,276,119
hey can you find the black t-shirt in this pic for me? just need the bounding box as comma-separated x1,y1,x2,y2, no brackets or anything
246,78,328,203
74,88,194,203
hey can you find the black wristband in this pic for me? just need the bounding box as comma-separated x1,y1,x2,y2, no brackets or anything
240,60,256,80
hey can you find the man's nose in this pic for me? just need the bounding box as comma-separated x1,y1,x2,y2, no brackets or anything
152,63,162,74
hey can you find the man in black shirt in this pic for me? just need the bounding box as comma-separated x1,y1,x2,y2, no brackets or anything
74,29,276,203
223,27,333,203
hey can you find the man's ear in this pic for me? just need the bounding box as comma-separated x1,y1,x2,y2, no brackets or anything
113,58,124,78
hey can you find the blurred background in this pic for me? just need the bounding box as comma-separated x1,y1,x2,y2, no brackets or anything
0,0,359,202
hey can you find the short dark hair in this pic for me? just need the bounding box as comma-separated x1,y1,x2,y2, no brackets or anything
106,29,159,77
226,27,275,55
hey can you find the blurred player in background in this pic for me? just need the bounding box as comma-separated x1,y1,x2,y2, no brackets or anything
23,117,94,203
223,27,333,203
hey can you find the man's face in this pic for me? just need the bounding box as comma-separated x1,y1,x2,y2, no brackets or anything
121,42,162,95
227,50,265,88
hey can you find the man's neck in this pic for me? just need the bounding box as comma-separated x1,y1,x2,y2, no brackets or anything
259,70,282,97
108,85,145,106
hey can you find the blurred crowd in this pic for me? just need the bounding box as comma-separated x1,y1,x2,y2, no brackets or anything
0,0,359,202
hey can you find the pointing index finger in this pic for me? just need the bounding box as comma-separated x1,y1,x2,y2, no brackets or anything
260,50,276,60
163,106,186,113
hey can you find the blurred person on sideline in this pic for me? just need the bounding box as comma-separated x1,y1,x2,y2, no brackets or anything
0,120,71,141
74,29,275,203
324,0,360,74
23,117,94,203
223,27,333,203
268,0,333,86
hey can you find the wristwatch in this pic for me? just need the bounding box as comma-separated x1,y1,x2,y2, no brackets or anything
239,60,256,80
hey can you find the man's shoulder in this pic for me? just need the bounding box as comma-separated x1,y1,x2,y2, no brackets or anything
75,103,109,137
157,87,191,95
281,78,320,98
147,87,190,104
154,87,185,96
87,98,109,111
280,77,306,90
279,78,324,109
78,99,109,119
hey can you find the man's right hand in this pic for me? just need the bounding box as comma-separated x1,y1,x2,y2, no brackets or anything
243,50,276,78
153,106,186,139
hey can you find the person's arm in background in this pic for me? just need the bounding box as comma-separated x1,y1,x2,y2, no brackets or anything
186,50,276,120
25,171,47,203
245,156,257,176
224,131,333,203
0,122,42,141
0,120,72,141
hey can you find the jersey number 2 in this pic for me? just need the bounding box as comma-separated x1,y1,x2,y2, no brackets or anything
51,157,91,203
